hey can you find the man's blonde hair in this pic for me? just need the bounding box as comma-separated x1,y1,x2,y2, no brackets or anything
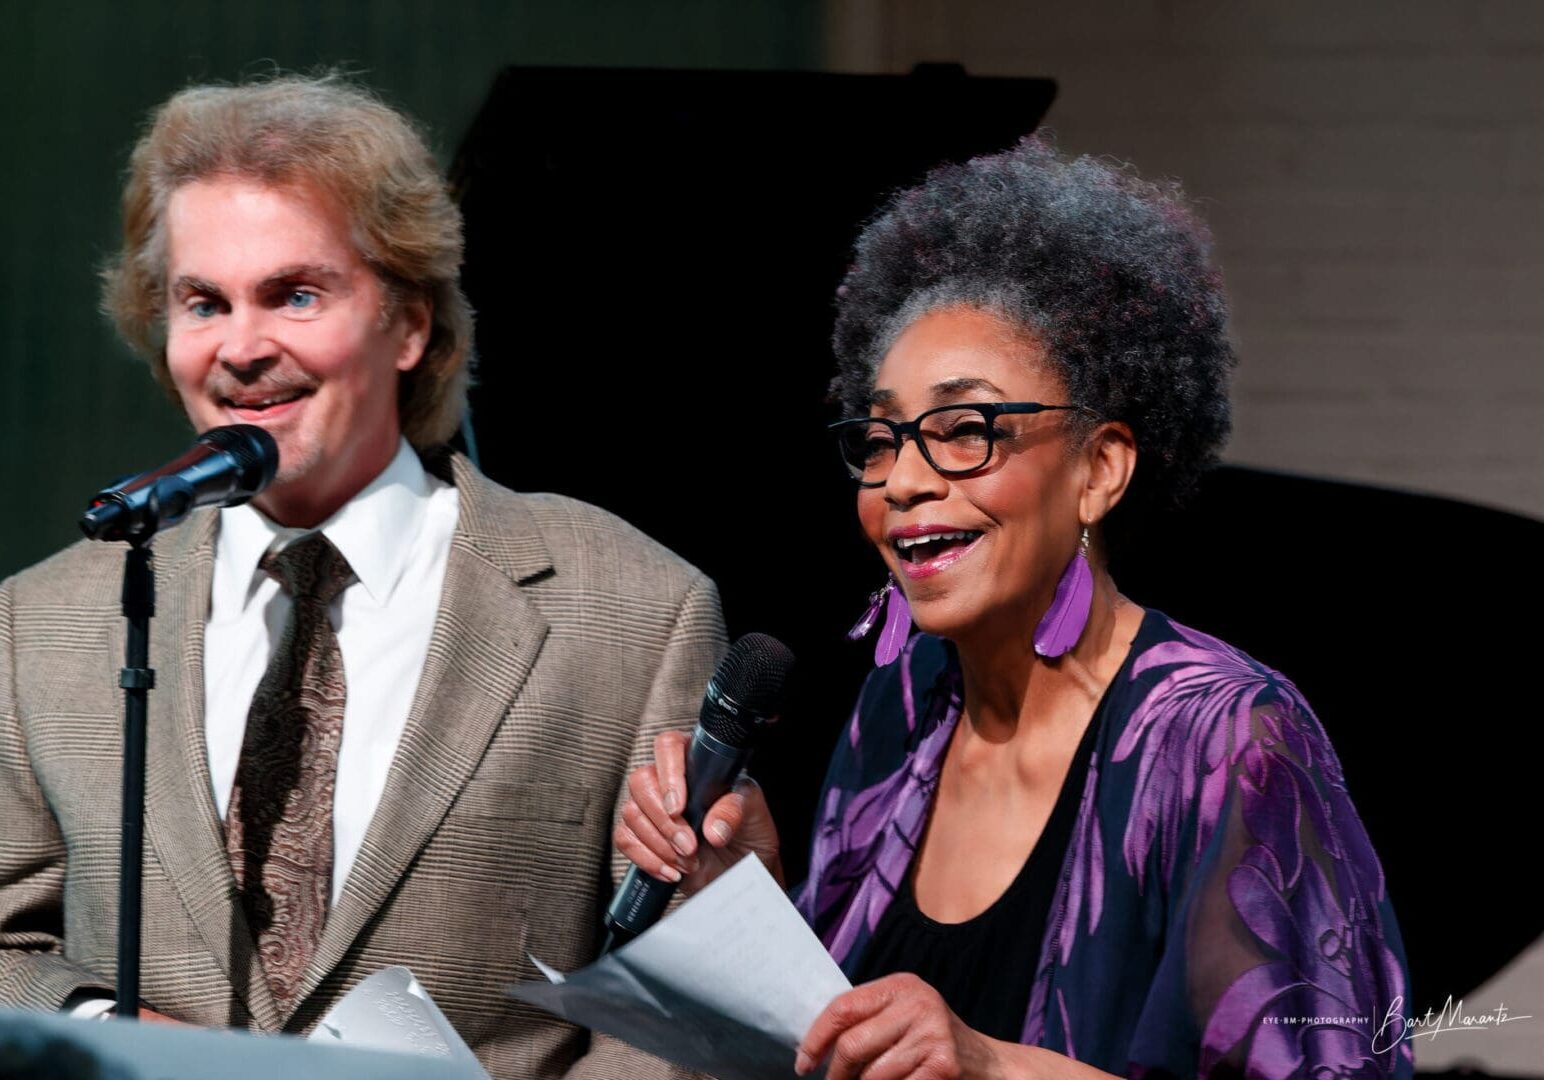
101,73,472,447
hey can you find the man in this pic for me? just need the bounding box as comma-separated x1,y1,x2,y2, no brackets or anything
0,75,725,1078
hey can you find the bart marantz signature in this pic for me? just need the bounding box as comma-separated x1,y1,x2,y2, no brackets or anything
1372,995,1535,1053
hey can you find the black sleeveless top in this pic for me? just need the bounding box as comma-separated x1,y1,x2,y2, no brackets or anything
849,692,1105,1041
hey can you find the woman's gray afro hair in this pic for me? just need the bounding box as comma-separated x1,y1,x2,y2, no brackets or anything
830,135,1236,526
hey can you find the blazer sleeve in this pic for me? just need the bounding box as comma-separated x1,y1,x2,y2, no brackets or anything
562,569,729,1080
0,576,115,1009
1124,683,1415,1079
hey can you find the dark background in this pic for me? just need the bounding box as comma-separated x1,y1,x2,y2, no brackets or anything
450,57,1055,887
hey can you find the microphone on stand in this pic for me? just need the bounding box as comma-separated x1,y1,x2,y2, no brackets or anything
602,632,796,952
80,424,278,1019
80,424,279,541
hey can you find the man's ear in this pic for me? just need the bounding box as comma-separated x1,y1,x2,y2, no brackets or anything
1079,420,1137,526
395,295,433,373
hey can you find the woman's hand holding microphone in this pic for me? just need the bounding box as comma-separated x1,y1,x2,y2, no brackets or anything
614,729,784,894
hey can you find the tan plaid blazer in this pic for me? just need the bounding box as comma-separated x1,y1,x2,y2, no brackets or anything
0,450,727,1078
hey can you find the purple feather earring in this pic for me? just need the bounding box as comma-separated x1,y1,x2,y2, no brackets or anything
1034,525,1093,658
848,575,912,666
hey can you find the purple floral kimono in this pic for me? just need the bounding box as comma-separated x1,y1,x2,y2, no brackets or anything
793,608,1414,1079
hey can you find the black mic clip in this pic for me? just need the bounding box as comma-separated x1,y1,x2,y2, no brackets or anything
83,474,196,543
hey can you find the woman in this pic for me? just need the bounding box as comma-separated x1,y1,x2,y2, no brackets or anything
617,137,1413,1079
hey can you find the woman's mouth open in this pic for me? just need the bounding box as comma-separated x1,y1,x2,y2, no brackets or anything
892,529,984,579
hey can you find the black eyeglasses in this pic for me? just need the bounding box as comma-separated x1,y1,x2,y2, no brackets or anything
828,402,1089,487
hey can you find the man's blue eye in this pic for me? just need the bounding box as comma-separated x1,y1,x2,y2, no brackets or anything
190,300,219,318
286,290,317,310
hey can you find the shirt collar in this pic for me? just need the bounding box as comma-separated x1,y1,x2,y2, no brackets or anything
213,438,436,612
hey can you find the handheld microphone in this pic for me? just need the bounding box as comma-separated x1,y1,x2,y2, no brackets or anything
603,632,796,951
79,424,279,542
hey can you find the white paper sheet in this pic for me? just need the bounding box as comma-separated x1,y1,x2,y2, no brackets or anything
308,965,488,1078
511,855,851,1080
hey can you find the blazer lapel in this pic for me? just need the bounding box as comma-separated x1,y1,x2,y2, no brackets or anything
294,454,553,1017
138,510,283,1030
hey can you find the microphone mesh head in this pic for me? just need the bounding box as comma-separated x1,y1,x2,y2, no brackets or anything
199,425,279,491
701,633,796,744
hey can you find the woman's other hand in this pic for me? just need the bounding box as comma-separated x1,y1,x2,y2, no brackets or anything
796,973,1007,1079
614,730,783,895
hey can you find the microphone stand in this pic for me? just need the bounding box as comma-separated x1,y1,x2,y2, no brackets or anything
115,534,156,1020
106,480,185,1019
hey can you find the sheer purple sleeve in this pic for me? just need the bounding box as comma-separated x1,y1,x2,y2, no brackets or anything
1125,681,1414,1079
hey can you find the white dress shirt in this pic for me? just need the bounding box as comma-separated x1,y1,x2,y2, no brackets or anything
204,438,459,906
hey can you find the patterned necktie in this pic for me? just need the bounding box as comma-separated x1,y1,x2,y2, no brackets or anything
225,531,353,1011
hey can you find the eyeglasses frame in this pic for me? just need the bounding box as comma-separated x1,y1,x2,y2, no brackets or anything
828,401,1095,488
